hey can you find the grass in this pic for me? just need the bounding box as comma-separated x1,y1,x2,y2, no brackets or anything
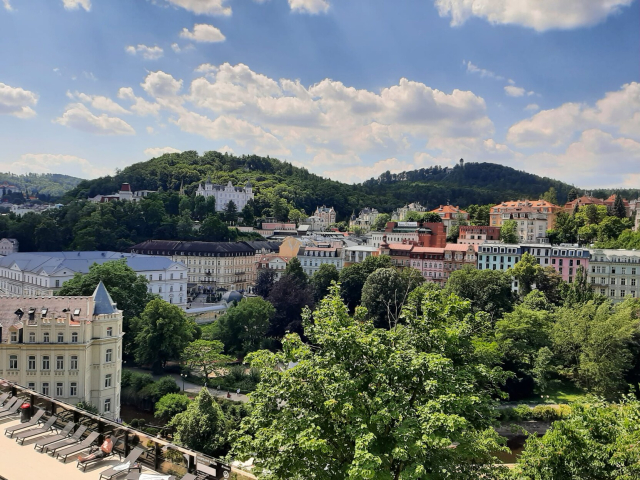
505,381,588,405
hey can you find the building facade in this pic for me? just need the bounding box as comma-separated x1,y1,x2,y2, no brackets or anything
0,283,123,419
0,238,18,256
476,244,523,291
129,240,258,292
88,183,155,203
370,222,447,248
312,206,336,230
457,226,501,245
519,244,590,283
349,208,380,233
196,180,254,212
444,244,478,279
343,245,379,267
392,202,427,221
430,205,470,233
256,255,290,281
587,249,640,302
0,252,187,305
490,200,561,232
298,244,343,277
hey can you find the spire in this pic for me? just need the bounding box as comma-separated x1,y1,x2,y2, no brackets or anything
93,281,117,315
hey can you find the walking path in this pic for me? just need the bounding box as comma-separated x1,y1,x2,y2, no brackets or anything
126,367,250,403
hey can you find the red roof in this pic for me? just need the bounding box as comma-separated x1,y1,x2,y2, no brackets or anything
120,183,132,192
445,243,473,251
412,246,446,254
387,244,414,251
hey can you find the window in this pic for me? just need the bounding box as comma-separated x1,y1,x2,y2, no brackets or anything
56,383,63,396
56,356,64,370
42,356,50,370
105,374,112,388
622,268,627,275
70,383,77,397
633,268,637,275
71,332,78,343
612,267,616,274
104,398,111,413
70,356,78,370
10,332,17,342
621,278,626,286
159,274,163,281
621,290,626,298
611,278,616,285
57,332,64,343
632,279,637,286
611,289,616,297
105,349,113,363
43,332,50,343
569,277,573,283
42,383,49,396
600,288,606,296
28,382,35,390
28,356,36,370
106,327,113,337
9,355,17,369
29,332,35,343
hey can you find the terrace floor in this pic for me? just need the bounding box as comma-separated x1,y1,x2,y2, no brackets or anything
0,417,171,480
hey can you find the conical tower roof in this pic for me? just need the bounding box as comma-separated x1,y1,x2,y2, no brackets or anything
93,281,117,315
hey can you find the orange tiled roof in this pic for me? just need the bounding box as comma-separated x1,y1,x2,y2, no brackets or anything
412,246,446,253
431,205,468,215
491,199,560,212
445,243,473,251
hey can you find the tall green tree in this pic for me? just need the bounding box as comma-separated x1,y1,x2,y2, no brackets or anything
310,263,340,302
134,299,197,370
372,213,391,231
566,188,579,202
254,269,276,298
57,259,154,354
541,187,558,205
168,387,228,457
500,219,518,243
223,200,238,223
266,275,314,337
181,339,230,382
613,193,627,219
204,297,275,357
283,257,307,285
443,266,514,321
234,286,508,480
155,393,191,421
339,254,393,311
509,252,543,297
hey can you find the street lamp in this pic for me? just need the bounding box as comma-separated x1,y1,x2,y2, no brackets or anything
180,373,187,391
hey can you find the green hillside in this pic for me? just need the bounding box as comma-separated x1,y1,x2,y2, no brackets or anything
0,172,82,198
65,151,578,218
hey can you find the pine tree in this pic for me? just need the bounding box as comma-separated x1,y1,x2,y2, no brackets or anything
567,188,579,202
613,194,627,219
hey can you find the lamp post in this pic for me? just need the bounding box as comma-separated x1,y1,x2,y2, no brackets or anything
180,373,187,391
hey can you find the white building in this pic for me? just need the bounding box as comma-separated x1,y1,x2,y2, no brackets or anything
0,252,188,306
0,282,123,420
343,245,379,266
392,202,427,221
0,238,18,256
88,183,155,203
308,206,336,230
349,208,380,233
298,243,343,277
196,179,254,212
588,248,640,302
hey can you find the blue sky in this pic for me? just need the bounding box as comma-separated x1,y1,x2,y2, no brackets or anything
0,0,638,187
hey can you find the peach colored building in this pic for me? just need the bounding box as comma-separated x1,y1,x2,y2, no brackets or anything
490,200,562,242
430,205,469,233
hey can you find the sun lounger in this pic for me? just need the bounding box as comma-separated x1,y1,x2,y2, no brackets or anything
14,416,57,444
76,435,120,471
125,473,178,480
99,446,146,480
0,397,19,413
5,409,45,437
0,398,23,418
55,431,99,461
33,421,74,451
0,392,10,406
45,425,87,454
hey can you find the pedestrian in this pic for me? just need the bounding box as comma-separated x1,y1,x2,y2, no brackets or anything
237,388,240,396
226,391,231,398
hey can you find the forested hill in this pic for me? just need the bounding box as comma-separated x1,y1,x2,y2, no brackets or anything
0,172,82,198
64,151,577,218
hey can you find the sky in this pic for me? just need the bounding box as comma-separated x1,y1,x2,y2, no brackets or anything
0,0,638,188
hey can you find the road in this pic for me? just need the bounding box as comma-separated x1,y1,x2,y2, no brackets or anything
126,367,250,403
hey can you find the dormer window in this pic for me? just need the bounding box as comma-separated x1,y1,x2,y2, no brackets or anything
41,308,48,316
73,308,81,316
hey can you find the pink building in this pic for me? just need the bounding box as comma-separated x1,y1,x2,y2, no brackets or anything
520,244,590,283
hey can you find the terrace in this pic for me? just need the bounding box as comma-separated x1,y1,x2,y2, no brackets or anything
0,380,255,480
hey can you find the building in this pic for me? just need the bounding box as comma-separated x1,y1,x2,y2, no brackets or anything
243,241,281,286
392,202,427,221
129,240,258,292
298,243,343,277
88,183,155,203
256,255,290,281
370,222,446,248
6,203,61,216
489,200,561,242
0,238,18,256
349,208,380,232
457,226,501,245
563,195,606,213
587,249,640,302
343,245,379,267
519,244,590,283
444,244,478,279
0,252,188,305
195,179,254,212
430,205,470,233
310,206,336,230
0,282,123,419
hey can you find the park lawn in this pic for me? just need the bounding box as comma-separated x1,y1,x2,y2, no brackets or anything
524,382,587,404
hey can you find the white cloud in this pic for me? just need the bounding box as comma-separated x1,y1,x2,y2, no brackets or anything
288,0,329,14
54,103,135,135
83,71,97,81
165,0,231,16
117,87,161,116
5,153,110,178
505,85,526,97
171,43,181,53
67,91,130,115
525,104,540,112
218,145,234,154
465,60,504,81
434,0,634,31
125,44,164,60
62,0,91,11
146,126,155,134
144,146,182,157
180,23,226,42
0,82,38,118
3,0,13,11
195,63,219,73
323,158,415,184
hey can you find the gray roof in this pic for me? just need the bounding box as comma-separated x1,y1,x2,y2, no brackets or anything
93,281,117,315
129,240,258,255
0,252,180,276
222,291,243,304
